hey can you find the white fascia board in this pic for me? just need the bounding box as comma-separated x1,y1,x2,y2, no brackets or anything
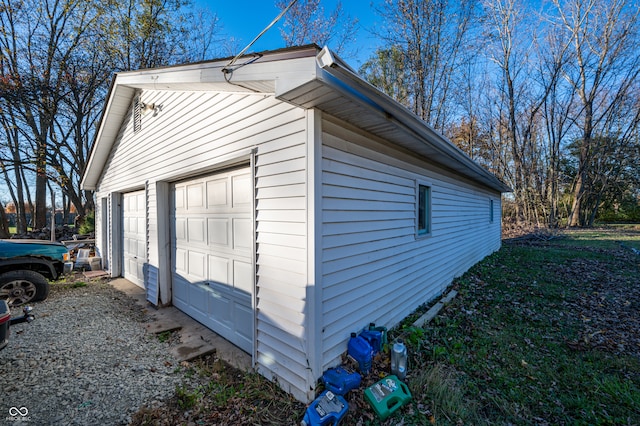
81,83,136,190
112,56,318,92
81,51,319,191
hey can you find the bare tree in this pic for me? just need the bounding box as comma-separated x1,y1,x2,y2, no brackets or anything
359,46,409,105
99,0,194,71
481,0,579,225
180,8,225,62
357,0,640,227
46,46,112,217
539,23,576,227
276,0,359,58
482,0,537,222
0,200,9,238
0,0,208,234
374,0,476,132
0,0,101,228
0,82,32,233
553,0,640,226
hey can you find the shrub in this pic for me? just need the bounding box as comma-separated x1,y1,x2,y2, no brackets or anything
78,210,95,235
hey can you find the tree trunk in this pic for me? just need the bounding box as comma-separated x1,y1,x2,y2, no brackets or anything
0,202,10,238
568,101,593,227
34,141,48,229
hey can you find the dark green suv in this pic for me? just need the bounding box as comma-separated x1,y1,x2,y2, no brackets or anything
0,240,70,306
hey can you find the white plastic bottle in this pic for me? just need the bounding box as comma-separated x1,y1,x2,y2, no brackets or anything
390,339,407,380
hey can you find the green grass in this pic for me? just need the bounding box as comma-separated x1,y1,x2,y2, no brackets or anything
555,224,640,250
132,357,305,425
131,226,640,425
7,226,33,235
393,227,640,425
156,331,173,343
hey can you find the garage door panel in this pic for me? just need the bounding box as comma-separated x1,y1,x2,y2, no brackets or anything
173,275,189,305
209,288,233,326
233,218,252,251
188,217,206,243
175,187,185,209
235,303,253,340
175,248,187,274
208,255,229,283
175,218,187,241
207,178,228,207
136,193,145,210
188,251,206,279
123,190,146,289
232,174,252,207
234,260,253,295
136,262,144,283
189,283,209,316
172,167,254,354
187,183,205,208
208,218,229,246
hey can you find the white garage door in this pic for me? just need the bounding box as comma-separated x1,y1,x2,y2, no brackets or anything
123,190,146,288
171,167,254,353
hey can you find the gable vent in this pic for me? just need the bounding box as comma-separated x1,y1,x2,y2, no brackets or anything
133,96,142,133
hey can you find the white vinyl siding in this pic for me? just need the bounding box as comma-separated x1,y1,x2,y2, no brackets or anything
85,52,509,405
490,198,495,223
94,90,311,402
320,121,502,370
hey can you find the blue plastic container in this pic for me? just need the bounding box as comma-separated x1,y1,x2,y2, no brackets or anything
301,390,348,426
348,332,372,374
359,324,383,355
322,366,362,395
369,323,388,346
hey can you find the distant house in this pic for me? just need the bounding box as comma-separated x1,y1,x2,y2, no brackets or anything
81,45,510,402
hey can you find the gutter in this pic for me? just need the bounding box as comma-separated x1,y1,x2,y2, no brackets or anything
314,47,511,194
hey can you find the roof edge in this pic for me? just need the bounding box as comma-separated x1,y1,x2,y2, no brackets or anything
314,47,511,194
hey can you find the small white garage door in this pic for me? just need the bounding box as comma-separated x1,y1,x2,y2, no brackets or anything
123,190,146,288
171,167,254,353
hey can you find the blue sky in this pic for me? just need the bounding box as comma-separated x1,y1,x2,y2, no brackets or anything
196,0,383,67
0,2,384,206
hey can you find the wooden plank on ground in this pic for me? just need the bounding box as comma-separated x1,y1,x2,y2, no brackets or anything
412,290,458,327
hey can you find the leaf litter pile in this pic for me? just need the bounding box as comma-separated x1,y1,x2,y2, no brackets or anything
503,228,640,359
431,227,640,424
131,227,640,425
562,255,640,356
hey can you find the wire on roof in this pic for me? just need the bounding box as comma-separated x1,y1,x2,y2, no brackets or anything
222,0,298,78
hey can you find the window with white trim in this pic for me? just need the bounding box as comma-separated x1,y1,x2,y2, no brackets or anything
417,183,431,237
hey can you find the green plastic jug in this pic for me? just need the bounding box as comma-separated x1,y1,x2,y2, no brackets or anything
364,375,412,421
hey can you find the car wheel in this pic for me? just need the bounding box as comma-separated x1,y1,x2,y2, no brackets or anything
0,270,50,306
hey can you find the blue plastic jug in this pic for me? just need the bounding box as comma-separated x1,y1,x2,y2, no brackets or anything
359,323,383,355
322,366,362,395
301,390,348,426
348,332,372,374
368,322,388,346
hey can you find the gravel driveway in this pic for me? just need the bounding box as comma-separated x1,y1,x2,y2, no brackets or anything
0,279,182,425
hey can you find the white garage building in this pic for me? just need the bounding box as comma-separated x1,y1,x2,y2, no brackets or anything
81,45,510,402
